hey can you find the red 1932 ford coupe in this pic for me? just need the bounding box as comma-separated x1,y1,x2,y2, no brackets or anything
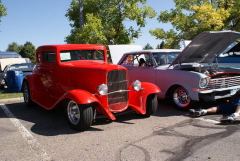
23,44,160,131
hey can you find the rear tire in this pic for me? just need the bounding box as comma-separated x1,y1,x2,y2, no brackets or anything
22,80,35,107
65,100,93,131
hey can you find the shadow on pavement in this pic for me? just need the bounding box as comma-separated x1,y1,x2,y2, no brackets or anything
0,99,225,136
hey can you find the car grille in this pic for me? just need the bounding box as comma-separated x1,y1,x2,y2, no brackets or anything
107,70,128,111
206,76,240,89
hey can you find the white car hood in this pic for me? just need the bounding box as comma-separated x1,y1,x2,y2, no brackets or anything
171,31,240,65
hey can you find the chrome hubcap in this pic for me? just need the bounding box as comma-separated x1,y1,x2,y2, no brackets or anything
67,101,80,125
173,87,190,107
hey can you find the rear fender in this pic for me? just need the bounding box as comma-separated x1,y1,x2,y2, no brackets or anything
129,82,161,114
23,75,41,100
62,90,116,120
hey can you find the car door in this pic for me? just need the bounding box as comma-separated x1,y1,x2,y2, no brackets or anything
120,53,156,84
40,51,60,100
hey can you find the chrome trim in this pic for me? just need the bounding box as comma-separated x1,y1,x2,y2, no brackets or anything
199,85,240,94
94,88,144,96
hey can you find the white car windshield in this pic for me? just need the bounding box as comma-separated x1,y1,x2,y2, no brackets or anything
152,52,180,66
60,50,104,62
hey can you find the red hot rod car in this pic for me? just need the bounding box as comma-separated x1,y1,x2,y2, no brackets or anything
23,44,160,130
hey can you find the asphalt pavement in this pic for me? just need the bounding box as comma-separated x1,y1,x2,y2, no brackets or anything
0,99,240,161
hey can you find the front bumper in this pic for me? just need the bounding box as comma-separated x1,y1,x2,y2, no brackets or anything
199,90,231,101
199,86,240,101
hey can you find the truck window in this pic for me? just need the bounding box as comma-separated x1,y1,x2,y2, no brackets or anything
43,52,56,63
60,50,104,62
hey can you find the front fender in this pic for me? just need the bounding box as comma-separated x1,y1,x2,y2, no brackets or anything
61,89,116,120
62,89,98,105
129,82,161,114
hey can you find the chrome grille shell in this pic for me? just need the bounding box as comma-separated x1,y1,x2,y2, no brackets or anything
107,70,128,111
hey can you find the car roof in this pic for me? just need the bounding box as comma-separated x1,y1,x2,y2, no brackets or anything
124,49,182,55
37,44,106,51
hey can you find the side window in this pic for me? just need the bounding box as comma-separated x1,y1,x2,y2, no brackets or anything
43,52,56,63
121,53,153,67
121,55,134,66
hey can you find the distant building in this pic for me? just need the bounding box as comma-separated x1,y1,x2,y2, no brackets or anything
0,51,22,59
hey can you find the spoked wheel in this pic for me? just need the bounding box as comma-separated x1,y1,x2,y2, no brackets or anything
22,80,34,107
171,86,191,110
66,100,93,131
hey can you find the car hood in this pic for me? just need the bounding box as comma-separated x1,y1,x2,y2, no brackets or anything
170,31,240,65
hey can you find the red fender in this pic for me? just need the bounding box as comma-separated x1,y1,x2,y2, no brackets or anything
128,82,161,114
61,90,116,120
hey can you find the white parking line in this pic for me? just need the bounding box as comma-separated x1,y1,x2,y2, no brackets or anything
0,104,52,161
196,117,220,124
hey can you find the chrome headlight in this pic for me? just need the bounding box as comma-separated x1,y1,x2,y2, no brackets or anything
132,80,141,91
98,84,108,95
199,77,210,88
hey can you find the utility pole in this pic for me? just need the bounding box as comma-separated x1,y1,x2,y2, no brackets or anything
79,0,84,28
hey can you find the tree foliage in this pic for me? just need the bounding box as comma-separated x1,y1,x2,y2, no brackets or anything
149,0,240,49
156,41,164,49
65,0,156,45
143,43,153,49
6,42,23,54
19,42,36,63
0,0,7,24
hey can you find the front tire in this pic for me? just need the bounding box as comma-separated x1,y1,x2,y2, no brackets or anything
171,86,191,110
137,94,158,117
22,80,35,107
66,100,93,131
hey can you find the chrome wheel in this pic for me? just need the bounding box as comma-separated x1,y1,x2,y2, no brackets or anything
67,101,81,125
173,87,190,108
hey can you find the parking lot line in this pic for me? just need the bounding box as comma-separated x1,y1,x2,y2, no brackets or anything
196,117,220,124
0,104,52,161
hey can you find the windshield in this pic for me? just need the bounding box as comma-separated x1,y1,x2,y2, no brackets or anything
152,52,180,66
60,50,104,62
8,63,35,71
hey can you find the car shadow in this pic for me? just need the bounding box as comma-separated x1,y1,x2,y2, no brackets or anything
0,99,227,136
0,102,148,136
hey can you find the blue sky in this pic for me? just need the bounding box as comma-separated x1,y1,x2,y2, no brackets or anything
0,0,175,51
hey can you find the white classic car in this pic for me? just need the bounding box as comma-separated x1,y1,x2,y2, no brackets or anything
115,31,240,110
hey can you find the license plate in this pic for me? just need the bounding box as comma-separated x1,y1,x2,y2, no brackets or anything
230,88,240,95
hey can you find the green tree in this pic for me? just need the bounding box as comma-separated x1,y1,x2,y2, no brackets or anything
149,0,240,49
6,42,23,53
143,43,153,49
156,41,164,49
65,0,156,45
0,0,7,26
19,42,36,63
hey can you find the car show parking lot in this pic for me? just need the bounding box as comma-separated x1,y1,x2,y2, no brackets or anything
1,100,240,161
